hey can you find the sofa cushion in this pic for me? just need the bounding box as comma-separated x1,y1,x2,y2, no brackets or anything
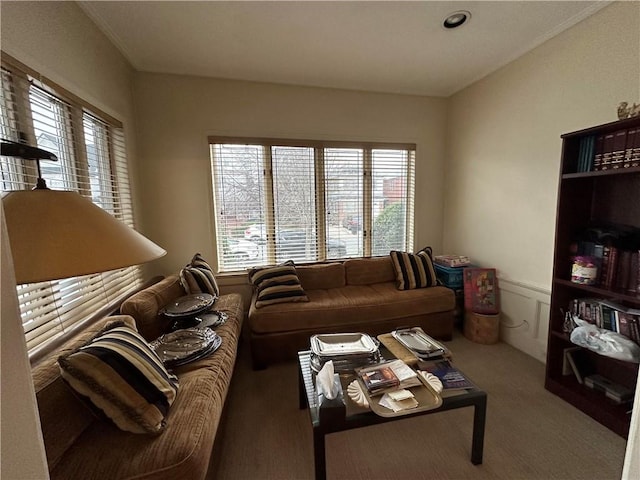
180,253,220,297
344,256,396,285
390,250,438,290
249,261,309,308
58,317,179,434
121,275,185,341
249,283,454,334
296,262,346,290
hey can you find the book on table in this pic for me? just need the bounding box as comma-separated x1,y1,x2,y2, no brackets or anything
420,360,473,390
356,359,421,395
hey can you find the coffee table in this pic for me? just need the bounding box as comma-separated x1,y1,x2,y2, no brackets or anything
298,349,487,480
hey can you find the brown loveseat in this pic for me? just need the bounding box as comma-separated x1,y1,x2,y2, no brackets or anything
248,256,455,368
32,275,243,480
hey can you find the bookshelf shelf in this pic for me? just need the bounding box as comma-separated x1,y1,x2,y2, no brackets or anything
546,116,640,438
562,165,640,180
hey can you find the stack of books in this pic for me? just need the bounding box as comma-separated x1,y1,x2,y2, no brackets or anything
567,298,640,345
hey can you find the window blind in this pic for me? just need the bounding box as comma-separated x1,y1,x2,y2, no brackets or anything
1,57,142,356
209,137,416,272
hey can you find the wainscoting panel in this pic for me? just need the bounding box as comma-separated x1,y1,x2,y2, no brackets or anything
498,278,551,363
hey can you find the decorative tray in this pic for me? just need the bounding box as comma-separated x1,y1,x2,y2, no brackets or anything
310,333,378,357
160,293,216,318
391,327,447,359
150,327,221,367
355,369,443,418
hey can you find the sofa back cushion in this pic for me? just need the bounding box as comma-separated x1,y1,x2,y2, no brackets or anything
390,250,438,290
120,275,185,340
344,256,396,285
296,262,346,290
249,261,309,308
180,253,220,297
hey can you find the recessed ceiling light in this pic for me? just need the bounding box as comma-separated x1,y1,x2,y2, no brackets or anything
443,10,471,29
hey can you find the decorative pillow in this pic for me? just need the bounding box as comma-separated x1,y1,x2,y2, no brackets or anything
58,318,179,434
390,249,438,290
180,253,220,297
248,261,309,308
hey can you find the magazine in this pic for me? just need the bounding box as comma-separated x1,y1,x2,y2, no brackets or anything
420,360,473,390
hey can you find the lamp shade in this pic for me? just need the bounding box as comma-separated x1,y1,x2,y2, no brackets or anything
2,189,166,284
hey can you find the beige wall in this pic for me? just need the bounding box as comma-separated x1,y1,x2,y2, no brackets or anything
445,1,640,288
133,73,448,277
444,1,639,361
0,1,148,253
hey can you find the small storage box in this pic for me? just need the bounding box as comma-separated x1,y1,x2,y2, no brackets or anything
434,264,471,289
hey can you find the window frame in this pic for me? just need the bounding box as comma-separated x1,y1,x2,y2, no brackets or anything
1,52,142,360
209,136,416,272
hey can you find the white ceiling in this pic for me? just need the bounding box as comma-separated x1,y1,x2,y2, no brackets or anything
79,1,609,97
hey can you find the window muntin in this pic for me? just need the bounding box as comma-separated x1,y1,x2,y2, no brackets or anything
209,138,415,272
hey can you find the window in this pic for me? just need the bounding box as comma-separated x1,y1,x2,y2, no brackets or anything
1,56,142,357
209,137,415,272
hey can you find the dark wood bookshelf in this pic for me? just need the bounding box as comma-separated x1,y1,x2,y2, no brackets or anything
546,116,640,438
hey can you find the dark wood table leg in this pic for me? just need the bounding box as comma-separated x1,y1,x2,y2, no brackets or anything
313,427,327,480
471,394,487,465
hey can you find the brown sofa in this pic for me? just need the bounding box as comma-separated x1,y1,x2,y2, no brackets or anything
32,274,243,480
248,256,455,368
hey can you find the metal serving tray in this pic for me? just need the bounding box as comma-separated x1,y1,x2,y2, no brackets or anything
391,327,446,359
310,333,378,357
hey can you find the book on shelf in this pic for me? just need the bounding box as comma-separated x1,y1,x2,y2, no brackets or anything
420,360,473,390
569,298,640,345
463,268,499,314
588,126,640,172
593,135,604,170
584,374,634,404
611,129,628,169
433,254,471,268
600,132,615,170
614,249,631,291
623,127,637,168
573,226,640,292
562,347,583,384
633,127,640,167
576,135,596,172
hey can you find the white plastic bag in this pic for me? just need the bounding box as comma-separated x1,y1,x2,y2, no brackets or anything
570,317,640,363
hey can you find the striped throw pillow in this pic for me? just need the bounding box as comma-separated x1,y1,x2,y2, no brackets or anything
58,318,179,434
180,253,220,297
390,249,438,290
249,261,309,308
